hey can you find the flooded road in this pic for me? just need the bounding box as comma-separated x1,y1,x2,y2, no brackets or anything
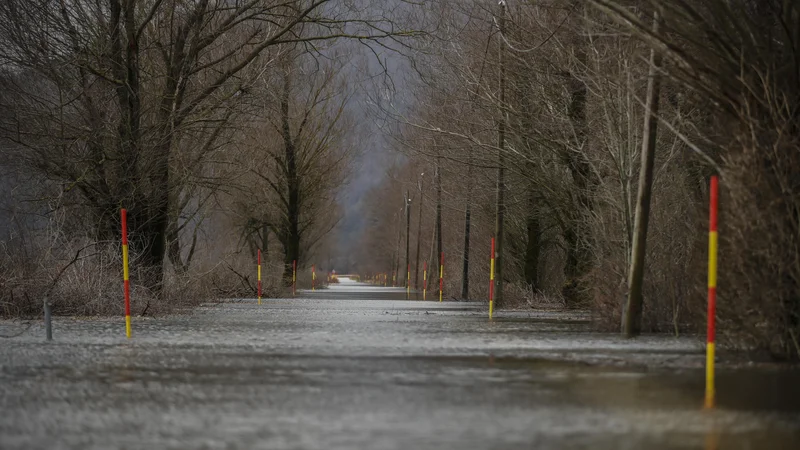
1,278,798,449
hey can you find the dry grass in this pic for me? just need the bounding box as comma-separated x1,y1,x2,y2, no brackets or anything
0,239,285,319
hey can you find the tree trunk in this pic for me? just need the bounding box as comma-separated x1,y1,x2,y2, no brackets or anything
562,5,595,306
262,223,269,261
461,197,471,300
281,68,301,284
167,219,186,274
110,0,169,293
524,189,540,290
461,148,473,300
623,12,663,337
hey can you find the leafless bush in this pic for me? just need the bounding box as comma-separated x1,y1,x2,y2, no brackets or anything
0,234,289,318
719,110,800,359
504,282,566,310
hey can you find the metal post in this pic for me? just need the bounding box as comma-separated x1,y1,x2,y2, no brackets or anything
405,190,411,299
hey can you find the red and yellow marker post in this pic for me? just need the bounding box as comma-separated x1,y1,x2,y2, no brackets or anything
257,249,262,305
706,175,719,409
393,272,396,287
292,260,297,296
312,264,316,291
121,209,131,339
423,262,427,301
439,252,444,302
489,237,495,320
407,264,410,298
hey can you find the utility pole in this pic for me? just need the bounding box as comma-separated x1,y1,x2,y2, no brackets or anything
435,156,443,298
494,0,507,307
415,173,424,292
624,11,663,336
393,210,401,286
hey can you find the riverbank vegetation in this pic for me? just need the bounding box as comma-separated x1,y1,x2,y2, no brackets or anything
358,0,799,360
1,1,797,360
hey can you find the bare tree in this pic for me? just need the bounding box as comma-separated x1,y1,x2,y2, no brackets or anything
0,0,414,292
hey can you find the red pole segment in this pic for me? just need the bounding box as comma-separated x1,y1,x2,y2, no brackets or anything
292,260,297,296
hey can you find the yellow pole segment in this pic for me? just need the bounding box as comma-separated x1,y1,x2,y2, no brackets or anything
122,239,131,338
423,267,427,301
122,245,130,282
439,263,443,302
123,240,131,338
489,251,495,320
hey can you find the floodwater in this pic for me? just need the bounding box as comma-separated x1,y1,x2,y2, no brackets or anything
1,278,798,449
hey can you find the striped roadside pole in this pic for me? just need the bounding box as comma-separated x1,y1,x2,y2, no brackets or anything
257,249,262,305
489,237,495,320
407,264,410,298
439,252,444,302
121,209,131,339
312,265,316,291
705,175,719,409
423,262,427,301
292,260,297,297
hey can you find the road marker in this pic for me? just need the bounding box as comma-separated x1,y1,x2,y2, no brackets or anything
439,252,444,302
407,264,410,298
257,249,262,305
705,175,719,409
312,264,316,291
423,262,427,301
489,237,495,319
292,260,297,296
121,209,131,339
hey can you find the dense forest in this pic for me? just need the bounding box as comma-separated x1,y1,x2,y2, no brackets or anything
1,1,798,359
